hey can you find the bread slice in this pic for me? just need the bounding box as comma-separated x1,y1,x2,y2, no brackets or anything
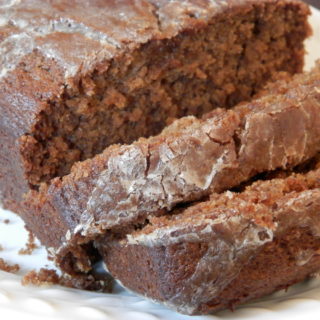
24,62,320,275
0,0,311,214
99,159,320,315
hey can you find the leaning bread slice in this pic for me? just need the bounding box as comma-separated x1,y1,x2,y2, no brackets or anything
99,160,320,315
24,62,320,274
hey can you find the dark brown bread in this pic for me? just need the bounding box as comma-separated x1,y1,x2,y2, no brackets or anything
0,0,311,214
24,63,320,275
99,161,320,315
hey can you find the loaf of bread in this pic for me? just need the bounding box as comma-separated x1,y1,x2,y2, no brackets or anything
99,159,320,315
2,0,319,314
0,0,311,214
25,62,320,276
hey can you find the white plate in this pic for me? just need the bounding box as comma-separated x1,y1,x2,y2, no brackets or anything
1,6,320,320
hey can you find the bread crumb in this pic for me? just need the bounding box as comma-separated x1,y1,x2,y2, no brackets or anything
4,219,10,224
19,231,39,255
22,268,59,286
22,268,113,292
0,258,20,273
0,245,3,252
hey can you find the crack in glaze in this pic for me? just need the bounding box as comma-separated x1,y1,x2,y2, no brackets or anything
0,13,121,79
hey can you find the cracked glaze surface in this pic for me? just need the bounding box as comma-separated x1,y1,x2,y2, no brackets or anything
0,0,308,80
0,0,257,79
0,0,157,79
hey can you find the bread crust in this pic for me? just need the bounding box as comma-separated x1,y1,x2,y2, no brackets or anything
100,163,320,314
